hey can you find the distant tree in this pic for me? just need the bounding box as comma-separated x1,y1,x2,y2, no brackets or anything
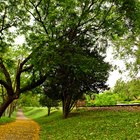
113,79,131,101
113,78,140,101
39,93,59,116
127,78,140,100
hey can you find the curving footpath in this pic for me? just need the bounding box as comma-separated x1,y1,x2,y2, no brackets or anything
0,109,40,140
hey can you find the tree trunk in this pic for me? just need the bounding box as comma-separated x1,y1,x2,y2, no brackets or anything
62,96,71,119
8,102,15,118
0,97,14,118
1,85,5,116
1,85,5,102
48,107,51,116
63,106,69,119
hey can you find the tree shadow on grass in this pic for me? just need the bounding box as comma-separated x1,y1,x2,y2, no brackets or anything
68,108,137,121
68,112,81,118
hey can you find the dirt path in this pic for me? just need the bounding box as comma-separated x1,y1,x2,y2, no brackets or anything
0,109,40,140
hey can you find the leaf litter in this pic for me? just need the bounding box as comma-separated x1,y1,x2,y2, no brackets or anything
0,109,40,140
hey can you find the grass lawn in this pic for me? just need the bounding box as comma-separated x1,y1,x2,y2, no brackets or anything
23,107,140,140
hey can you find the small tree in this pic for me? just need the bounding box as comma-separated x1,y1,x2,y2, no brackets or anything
40,93,59,116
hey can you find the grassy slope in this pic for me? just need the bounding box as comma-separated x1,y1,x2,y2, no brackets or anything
23,107,140,140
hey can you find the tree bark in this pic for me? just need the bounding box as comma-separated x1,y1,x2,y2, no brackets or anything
63,106,69,119
62,95,71,119
0,97,14,117
48,107,51,116
8,102,15,118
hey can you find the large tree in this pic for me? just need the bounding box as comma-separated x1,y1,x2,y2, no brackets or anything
42,47,110,118
0,0,47,117
0,0,140,118
23,0,140,118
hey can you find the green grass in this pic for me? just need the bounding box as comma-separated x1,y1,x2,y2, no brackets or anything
0,110,17,125
23,107,140,140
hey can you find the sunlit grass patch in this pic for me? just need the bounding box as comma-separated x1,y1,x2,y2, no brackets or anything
0,117,15,125
23,107,59,119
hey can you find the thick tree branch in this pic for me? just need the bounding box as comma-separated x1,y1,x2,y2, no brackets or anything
0,58,12,86
15,45,46,95
0,79,10,90
15,54,32,94
0,79,14,95
19,53,32,69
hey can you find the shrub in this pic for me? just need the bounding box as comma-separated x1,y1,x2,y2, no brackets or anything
94,93,117,106
85,92,117,107
85,95,94,106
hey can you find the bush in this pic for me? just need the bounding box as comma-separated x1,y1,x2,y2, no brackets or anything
94,93,117,106
85,91,117,107
85,95,94,106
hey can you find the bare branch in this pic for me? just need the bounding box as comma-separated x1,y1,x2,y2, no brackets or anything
79,0,104,27
29,0,49,35
43,0,51,20
36,0,43,8
0,79,10,90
